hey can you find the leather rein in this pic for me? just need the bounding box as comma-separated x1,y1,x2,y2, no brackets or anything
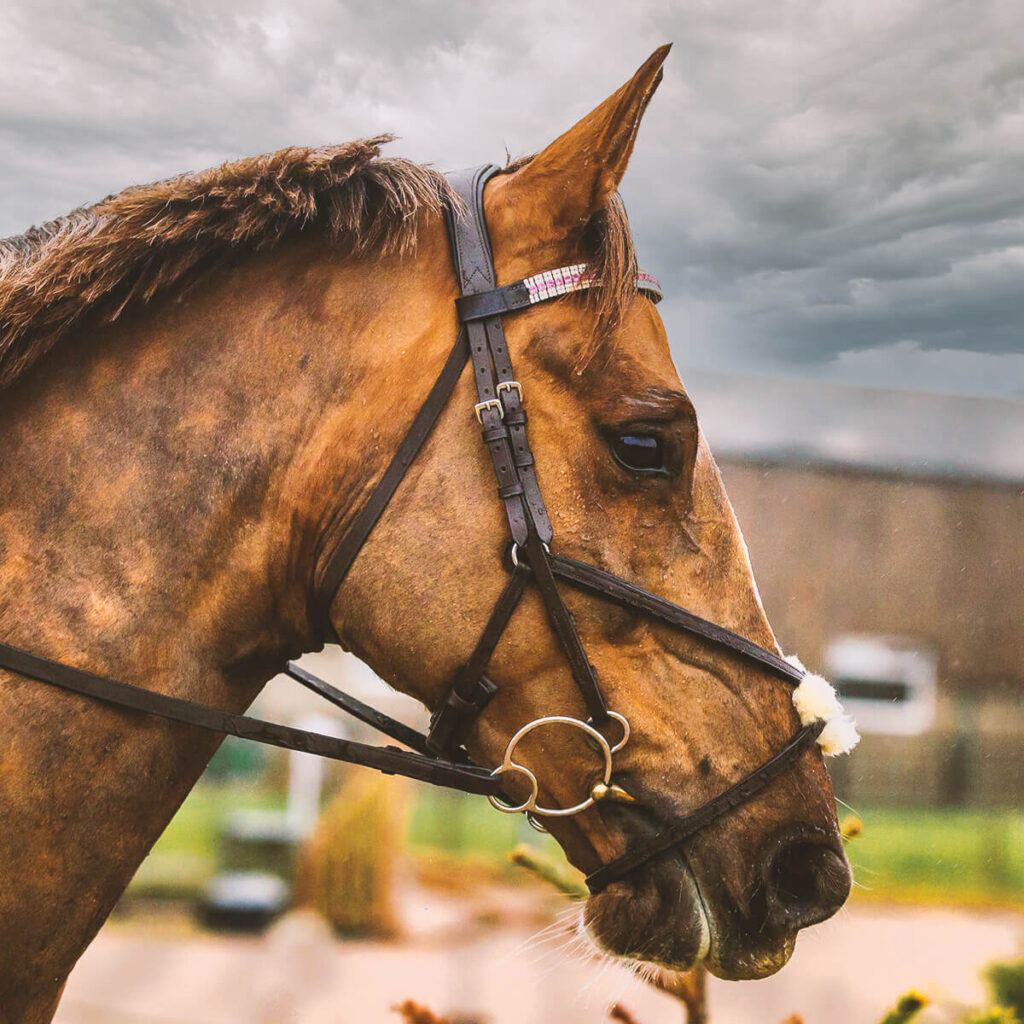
0,165,823,894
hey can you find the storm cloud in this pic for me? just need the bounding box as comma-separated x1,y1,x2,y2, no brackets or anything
2,0,1022,399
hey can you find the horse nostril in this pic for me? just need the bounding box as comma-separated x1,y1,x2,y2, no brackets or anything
763,839,851,931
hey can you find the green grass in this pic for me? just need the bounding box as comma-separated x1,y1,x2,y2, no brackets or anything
406,789,548,856
407,794,1024,907
844,807,1024,907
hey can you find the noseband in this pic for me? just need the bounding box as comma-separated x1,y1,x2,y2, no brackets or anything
0,165,826,894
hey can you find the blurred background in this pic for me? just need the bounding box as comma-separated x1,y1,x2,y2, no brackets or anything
2,1,1021,1022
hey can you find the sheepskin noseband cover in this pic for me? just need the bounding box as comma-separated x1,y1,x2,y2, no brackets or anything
786,655,861,756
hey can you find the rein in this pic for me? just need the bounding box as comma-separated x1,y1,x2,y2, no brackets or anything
0,164,828,894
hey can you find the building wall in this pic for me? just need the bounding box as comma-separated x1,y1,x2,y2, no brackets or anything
716,458,1023,807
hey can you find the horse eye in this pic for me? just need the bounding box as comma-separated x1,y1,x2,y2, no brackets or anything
610,434,666,474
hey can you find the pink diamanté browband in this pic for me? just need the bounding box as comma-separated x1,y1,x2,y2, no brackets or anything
521,264,663,305
453,263,662,324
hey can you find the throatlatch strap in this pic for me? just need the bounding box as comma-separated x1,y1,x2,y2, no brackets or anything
316,328,472,622
585,720,826,893
0,641,500,796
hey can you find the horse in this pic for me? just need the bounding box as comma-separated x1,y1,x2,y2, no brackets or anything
0,45,852,1023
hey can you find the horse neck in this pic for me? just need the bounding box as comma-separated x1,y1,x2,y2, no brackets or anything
0,226,453,674
0,223,450,1013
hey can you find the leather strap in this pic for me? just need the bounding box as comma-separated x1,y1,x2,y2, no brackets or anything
426,565,530,755
444,169,602,724
522,533,609,725
445,168,553,546
285,661,438,758
548,554,803,684
455,281,534,322
315,327,471,625
0,641,500,796
585,719,826,893
446,166,530,544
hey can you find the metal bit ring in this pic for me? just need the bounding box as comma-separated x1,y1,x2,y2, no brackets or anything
590,710,630,754
488,715,616,818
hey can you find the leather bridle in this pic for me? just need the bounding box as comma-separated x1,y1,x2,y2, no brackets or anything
0,164,824,894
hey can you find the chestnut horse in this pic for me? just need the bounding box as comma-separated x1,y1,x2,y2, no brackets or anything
0,47,850,1022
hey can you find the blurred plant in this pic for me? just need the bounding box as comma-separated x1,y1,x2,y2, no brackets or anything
878,992,928,1023
986,959,1024,1022
840,815,863,841
292,771,402,938
509,843,587,899
609,1005,641,1023
394,1001,454,1024
960,1010,1019,1024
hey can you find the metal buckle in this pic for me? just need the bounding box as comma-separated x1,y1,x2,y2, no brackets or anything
496,380,523,402
487,712,630,818
508,540,550,570
474,398,504,424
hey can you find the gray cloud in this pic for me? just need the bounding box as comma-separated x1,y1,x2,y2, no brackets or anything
1,0,1022,399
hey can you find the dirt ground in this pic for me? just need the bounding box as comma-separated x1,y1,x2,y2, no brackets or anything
54,896,1022,1024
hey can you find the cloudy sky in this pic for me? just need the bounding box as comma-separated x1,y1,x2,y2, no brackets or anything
2,0,1023,400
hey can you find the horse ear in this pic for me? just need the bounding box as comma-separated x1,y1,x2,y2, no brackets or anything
488,44,671,245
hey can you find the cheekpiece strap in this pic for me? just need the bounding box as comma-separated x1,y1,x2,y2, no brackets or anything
444,165,547,546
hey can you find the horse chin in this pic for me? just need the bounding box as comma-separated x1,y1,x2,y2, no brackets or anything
581,857,797,981
581,857,710,972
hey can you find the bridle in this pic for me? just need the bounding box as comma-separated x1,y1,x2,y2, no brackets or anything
0,164,825,895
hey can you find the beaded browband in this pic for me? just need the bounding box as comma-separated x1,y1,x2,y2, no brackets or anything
453,263,662,323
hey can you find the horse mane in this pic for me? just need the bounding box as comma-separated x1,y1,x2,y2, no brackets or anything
0,137,636,390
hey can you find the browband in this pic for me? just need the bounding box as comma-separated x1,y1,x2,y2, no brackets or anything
456,264,662,323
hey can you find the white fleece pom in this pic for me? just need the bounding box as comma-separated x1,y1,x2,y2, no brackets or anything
786,654,860,757
791,671,844,725
818,716,861,756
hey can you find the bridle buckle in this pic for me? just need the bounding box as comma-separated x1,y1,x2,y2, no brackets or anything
496,379,523,402
474,398,504,424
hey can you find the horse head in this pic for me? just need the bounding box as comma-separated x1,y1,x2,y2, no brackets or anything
320,47,852,978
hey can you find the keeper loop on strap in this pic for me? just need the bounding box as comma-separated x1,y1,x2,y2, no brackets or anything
427,672,500,756
481,424,511,443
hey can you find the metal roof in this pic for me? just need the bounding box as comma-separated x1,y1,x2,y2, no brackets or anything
680,371,1024,486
